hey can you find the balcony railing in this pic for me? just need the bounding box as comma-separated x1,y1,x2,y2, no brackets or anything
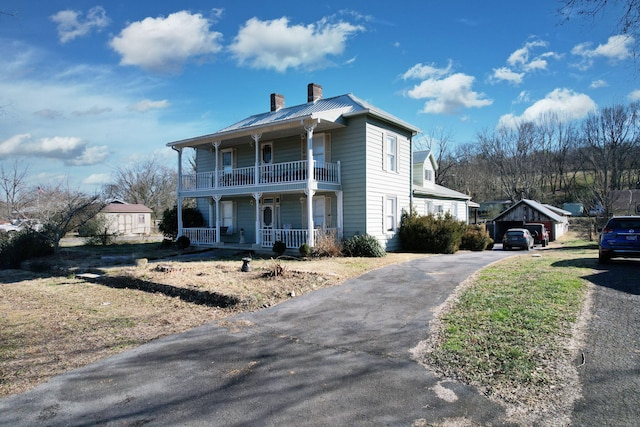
180,160,340,192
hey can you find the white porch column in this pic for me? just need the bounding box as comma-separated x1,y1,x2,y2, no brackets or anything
213,141,220,188
214,195,222,243
336,190,344,240
252,133,261,186
174,147,184,238
253,192,262,245
304,122,317,246
208,197,214,231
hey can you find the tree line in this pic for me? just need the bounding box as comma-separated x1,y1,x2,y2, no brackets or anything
434,102,640,217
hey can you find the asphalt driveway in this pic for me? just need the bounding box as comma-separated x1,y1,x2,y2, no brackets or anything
0,247,637,426
570,258,640,426
0,249,518,426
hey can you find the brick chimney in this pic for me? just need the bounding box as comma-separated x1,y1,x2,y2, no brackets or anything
270,93,285,112
307,83,323,103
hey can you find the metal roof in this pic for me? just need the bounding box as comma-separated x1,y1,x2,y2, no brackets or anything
492,199,566,223
413,183,472,201
167,93,420,148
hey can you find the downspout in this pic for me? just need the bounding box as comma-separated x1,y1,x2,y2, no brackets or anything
409,136,413,213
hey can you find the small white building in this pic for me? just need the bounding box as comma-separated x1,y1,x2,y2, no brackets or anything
101,201,153,236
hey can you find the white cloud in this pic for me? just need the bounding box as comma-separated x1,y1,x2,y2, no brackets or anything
109,11,223,73
515,90,531,104
0,46,206,191
629,89,640,101
405,71,493,114
590,79,608,89
0,134,108,165
491,67,524,85
229,17,364,72
83,173,111,186
128,99,170,113
0,134,30,156
66,145,110,166
494,39,559,85
401,62,452,80
507,40,548,67
50,6,110,44
498,88,596,128
571,35,634,69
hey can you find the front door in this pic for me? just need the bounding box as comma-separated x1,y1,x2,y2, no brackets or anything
261,197,279,246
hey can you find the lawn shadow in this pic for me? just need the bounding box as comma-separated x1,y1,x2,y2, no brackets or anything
552,257,640,295
80,274,241,308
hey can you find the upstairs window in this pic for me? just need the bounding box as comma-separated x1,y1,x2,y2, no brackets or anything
424,169,434,182
384,134,398,172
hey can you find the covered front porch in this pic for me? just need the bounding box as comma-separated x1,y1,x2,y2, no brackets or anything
179,190,343,250
181,226,339,250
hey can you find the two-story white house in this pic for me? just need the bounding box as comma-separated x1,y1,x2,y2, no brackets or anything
167,84,471,251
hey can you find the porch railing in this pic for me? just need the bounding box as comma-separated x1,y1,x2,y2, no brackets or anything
180,227,338,249
261,228,338,249
181,227,217,246
181,160,340,191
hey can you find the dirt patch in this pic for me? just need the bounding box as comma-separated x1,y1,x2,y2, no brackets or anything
0,248,425,397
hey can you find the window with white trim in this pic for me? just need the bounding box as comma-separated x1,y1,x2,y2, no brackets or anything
221,201,235,234
384,134,398,172
425,200,434,215
424,169,434,182
385,196,397,232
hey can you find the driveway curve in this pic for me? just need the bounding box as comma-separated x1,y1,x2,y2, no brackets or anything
2,249,525,426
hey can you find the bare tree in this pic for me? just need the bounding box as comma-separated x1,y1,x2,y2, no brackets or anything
104,156,177,219
478,121,543,202
0,160,30,219
579,102,640,215
36,183,105,253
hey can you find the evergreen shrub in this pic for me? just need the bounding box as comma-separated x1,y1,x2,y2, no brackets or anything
399,211,465,254
343,234,386,257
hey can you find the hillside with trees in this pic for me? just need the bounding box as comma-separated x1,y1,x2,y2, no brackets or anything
434,102,640,218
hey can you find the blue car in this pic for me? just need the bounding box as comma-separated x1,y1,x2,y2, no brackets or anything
598,216,640,263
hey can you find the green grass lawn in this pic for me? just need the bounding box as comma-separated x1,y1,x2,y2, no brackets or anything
425,237,596,400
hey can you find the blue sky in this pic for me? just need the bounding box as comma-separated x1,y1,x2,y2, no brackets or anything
1,1,637,193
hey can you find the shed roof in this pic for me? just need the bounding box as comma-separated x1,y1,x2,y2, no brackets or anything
102,203,153,214
492,199,565,223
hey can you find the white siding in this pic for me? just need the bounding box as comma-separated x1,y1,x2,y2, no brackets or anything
364,119,412,251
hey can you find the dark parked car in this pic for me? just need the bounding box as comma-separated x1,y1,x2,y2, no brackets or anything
524,223,549,247
502,228,535,250
598,216,640,263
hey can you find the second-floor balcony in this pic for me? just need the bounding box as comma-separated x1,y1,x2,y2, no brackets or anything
180,160,341,193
